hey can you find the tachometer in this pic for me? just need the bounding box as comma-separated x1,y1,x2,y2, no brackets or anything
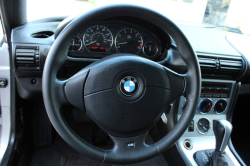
115,28,143,54
83,25,113,52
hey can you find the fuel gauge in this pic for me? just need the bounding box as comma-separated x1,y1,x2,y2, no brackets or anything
143,41,158,57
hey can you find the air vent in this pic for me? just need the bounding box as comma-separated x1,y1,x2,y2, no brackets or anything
197,53,244,79
218,59,243,76
198,57,218,73
15,46,40,70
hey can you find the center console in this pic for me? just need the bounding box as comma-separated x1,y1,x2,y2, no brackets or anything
176,79,240,166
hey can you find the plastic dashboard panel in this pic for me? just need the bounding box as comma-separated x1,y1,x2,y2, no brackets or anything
11,22,60,45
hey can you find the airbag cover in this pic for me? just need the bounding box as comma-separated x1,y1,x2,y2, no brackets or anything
83,55,170,137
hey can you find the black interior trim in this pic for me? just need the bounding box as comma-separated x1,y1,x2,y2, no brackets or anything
12,0,27,26
239,84,250,95
226,82,246,166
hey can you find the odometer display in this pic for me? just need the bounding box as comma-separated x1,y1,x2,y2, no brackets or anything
83,25,113,52
115,28,143,54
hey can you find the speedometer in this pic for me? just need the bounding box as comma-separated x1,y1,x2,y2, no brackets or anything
115,28,143,54
83,25,113,52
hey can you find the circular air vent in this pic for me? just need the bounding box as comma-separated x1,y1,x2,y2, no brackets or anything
31,31,54,38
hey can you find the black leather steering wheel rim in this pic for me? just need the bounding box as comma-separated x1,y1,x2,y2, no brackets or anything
42,4,201,164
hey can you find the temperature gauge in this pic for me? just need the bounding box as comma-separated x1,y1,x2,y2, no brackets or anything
69,36,82,51
143,41,158,57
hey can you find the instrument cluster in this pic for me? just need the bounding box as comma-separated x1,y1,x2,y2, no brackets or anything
68,21,166,60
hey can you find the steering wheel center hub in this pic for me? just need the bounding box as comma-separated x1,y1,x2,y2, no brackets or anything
83,55,170,137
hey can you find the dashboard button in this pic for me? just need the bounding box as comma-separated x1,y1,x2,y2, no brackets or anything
215,87,222,90
207,87,214,90
199,99,212,114
188,120,194,132
221,95,228,98
204,95,212,97
214,99,227,114
212,95,220,98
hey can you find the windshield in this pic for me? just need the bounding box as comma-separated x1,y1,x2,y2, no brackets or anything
27,0,250,35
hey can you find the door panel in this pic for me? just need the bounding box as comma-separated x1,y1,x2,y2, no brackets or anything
0,42,11,162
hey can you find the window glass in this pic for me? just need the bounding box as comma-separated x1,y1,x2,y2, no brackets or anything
0,18,3,38
27,0,250,35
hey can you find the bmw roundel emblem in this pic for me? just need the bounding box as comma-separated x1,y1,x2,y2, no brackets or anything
120,76,139,96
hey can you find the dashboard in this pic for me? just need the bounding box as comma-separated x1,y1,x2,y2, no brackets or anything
11,16,249,98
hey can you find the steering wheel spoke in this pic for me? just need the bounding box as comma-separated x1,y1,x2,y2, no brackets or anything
105,133,158,163
164,67,186,103
64,69,90,111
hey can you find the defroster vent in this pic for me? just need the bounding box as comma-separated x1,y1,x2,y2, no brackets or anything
15,46,40,70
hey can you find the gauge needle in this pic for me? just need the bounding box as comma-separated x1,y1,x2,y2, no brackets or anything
117,42,128,45
203,126,207,130
85,40,97,46
149,45,152,51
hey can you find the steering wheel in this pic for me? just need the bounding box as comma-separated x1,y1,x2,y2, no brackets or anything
42,4,201,164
